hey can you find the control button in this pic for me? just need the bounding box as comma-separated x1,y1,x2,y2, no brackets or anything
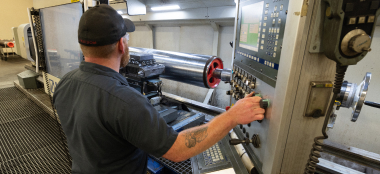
264,16,268,21
239,124,243,129
348,17,357,25
345,3,354,12
278,18,282,24
274,47,277,51
265,10,268,14
358,16,366,24
280,4,284,11
276,34,279,39
276,12,279,17
277,28,280,33
260,45,264,50
274,6,277,11
246,132,250,138
263,22,267,26
273,19,276,24
371,1,380,10
247,123,251,127
262,34,265,38
275,41,278,45
271,13,274,18
368,16,375,23
273,53,277,57
261,40,264,44
263,28,266,32
266,3,269,8
242,128,246,133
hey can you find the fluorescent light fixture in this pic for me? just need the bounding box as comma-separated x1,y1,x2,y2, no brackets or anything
151,5,180,11
117,11,123,14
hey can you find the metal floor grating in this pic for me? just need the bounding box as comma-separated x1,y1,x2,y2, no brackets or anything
0,87,71,173
150,156,193,174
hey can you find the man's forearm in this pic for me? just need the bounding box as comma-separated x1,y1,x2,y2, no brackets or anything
163,112,236,162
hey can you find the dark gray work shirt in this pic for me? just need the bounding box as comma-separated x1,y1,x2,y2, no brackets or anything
53,62,178,174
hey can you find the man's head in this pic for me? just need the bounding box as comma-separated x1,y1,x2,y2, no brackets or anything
78,5,135,68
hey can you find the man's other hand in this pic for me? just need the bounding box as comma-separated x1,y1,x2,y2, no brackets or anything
227,92,265,125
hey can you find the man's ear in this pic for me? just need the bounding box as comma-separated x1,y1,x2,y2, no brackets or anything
118,37,125,54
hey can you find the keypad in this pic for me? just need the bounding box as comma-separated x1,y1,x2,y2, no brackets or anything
203,143,225,166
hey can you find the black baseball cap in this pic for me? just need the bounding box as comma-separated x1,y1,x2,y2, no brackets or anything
78,4,135,46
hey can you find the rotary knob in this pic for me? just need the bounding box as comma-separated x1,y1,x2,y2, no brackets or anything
249,82,255,89
349,34,371,53
260,99,270,109
341,29,372,56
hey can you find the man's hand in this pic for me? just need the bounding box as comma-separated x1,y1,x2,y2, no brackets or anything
226,92,265,125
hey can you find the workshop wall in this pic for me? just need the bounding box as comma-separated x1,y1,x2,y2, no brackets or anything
0,0,33,40
33,0,71,9
129,25,234,106
328,26,380,154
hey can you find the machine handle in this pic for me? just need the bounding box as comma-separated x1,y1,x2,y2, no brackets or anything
229,139,245,145
364,101,380,109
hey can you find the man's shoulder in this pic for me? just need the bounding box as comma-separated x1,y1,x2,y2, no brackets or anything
111,85,148,105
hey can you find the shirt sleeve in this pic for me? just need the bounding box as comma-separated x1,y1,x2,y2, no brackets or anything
115,89,178,157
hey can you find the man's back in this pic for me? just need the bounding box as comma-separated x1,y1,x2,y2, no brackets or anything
53,62,178,173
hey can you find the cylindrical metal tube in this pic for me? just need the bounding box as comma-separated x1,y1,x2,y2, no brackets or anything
129,47,228,88
213,68,232,82
230,131,255,173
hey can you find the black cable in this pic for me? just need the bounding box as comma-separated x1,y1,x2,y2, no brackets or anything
304,64,348,174
44,71,72,166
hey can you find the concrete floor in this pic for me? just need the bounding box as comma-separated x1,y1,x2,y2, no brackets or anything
0,55,31,89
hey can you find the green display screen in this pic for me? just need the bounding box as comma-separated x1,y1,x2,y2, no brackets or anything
239,1,264,52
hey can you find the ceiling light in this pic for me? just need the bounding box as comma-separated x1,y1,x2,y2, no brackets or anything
117,11,123,14
151,5,180,11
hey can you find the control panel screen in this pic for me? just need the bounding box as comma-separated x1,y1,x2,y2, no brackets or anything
239,1,264,52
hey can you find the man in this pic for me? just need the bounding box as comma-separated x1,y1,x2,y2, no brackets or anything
53,4,265,174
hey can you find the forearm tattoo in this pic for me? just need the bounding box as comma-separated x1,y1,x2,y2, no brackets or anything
184,126,208,148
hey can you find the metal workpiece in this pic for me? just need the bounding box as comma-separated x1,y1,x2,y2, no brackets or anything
129,47,227,88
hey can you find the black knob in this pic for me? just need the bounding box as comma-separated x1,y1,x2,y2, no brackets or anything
247,123,251,127
239,124,243,129
246,132,250,138
257,120,263,123
260,99,270,109
226,90,232,95
242,128,246,133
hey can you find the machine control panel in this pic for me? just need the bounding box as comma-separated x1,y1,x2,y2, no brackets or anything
322,0,380,65
234,0,289,87
229,0,289,172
